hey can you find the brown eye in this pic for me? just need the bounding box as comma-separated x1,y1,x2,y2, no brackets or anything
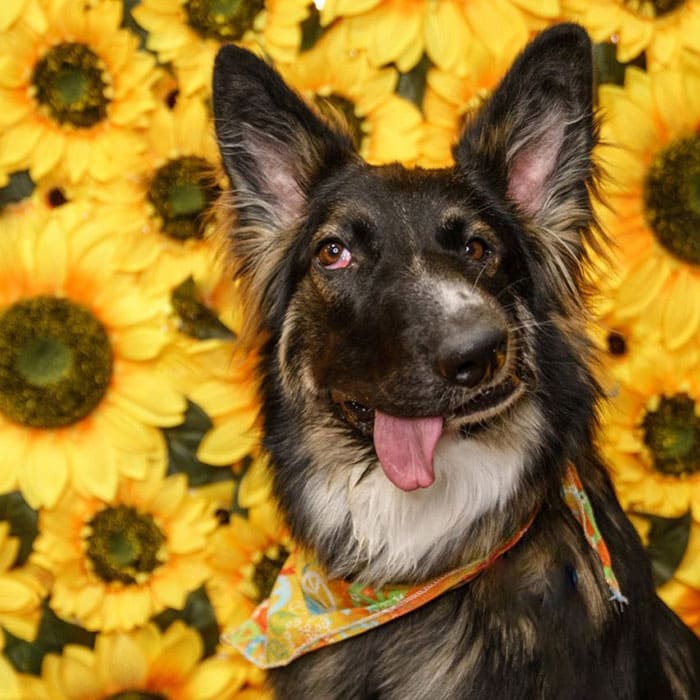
318,240,352,269
465,237,490,261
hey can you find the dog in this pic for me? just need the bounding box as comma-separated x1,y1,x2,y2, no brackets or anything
213,23,700,699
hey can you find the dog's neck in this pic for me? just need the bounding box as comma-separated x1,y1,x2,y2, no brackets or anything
292,400,549,586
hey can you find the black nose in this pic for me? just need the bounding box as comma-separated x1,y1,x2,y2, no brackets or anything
437,321,508,388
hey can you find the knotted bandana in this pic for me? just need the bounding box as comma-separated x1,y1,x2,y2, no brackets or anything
223,463,627,669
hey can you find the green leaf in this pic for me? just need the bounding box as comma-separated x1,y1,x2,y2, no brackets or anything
163,401,235,487
300,5,323,52
152,586,220,658
397,54,431,111
641,511,692,588
0,492,38,566
592,42,647,89
3,603,96,674
0,171,35,210
170,277,236,341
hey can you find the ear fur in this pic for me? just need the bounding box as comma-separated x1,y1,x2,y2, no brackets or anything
455,24,599,302
212,45,355,339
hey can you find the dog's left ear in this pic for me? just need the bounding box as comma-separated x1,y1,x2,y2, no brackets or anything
455,24,596,236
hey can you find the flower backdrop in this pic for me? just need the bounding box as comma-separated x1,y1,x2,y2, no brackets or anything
0,0,699,696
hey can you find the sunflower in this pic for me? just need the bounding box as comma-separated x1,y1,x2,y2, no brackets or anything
32,468,216,632
0,0,158,186
562,0,700,66
321,0,558,74
0,205,186,509
594,65,700,351
132,0,311,98
277,25,421,165
598,349,700,520
419,36,527,167
207,511,290,631
25,621,250,699
81,96,227,295
0,520,49,641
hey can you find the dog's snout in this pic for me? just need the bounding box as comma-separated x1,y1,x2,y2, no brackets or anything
437,321,508,388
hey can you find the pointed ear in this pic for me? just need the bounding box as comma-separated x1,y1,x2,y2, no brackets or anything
213,45,354,230
455,24,596,231
212,45,355,339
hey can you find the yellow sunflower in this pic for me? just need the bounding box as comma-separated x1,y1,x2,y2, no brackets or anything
321,0,559,74
595,65,700,351
32,468,216,632
562,0,700,66
80,96,227,295
419,36,527,167
0,521,49,641
207,511,290,631
277,25,422,165
0,204,186,509
26,621,250,700
598,349,700,520
132,0,310,98
0,0,158,186
658,518,700,620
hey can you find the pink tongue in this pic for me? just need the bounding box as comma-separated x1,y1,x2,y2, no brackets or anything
373,410,444,491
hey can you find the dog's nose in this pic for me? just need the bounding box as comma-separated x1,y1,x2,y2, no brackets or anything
436,321,508,388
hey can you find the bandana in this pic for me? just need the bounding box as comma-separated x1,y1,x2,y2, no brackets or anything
223,463,627,669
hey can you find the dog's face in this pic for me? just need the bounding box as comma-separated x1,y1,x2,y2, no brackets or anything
213,25,600,583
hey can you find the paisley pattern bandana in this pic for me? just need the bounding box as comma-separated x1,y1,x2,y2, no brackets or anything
223,464,627,669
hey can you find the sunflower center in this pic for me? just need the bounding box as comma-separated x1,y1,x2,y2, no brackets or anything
0,297,112,429
105,693,167,700
625,0,685,17
313,94,364,150
148,156,220,241
252,545,289,603
32,43,109,128
644,134,700,265
184,0,263,41
642,394,700,476
86,505,166,585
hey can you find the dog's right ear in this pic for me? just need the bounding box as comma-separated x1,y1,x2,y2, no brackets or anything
212,45,355,339
213,45,354,232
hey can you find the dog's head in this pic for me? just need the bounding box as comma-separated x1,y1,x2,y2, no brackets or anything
213,25,601,582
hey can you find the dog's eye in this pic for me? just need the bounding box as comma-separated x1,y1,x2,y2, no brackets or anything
317,240,352,269
465,237,490,261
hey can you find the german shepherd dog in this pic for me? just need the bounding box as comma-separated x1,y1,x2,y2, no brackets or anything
213,24,700,699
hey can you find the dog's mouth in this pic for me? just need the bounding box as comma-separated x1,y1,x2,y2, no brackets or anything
330,368,526,492
331,372,524,434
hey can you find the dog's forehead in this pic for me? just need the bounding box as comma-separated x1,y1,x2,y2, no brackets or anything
324,163,477,232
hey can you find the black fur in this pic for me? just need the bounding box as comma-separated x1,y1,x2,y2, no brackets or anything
213,24,700,699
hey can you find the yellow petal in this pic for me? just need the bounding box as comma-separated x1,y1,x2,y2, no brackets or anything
20,438,69,509
185,657,247,700
197,423,259,466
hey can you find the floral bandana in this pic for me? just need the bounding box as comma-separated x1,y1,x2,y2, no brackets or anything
223,463,627,669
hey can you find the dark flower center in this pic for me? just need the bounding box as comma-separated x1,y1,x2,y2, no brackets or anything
625,0,685,17
184,0,263,41
32,43,110,128
644,134,700,266
251,544,289,603
86,505,166,585
642,393,700,476
148,156,220,241
606,331,628,356
313,94,364,150
0,297,112,428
